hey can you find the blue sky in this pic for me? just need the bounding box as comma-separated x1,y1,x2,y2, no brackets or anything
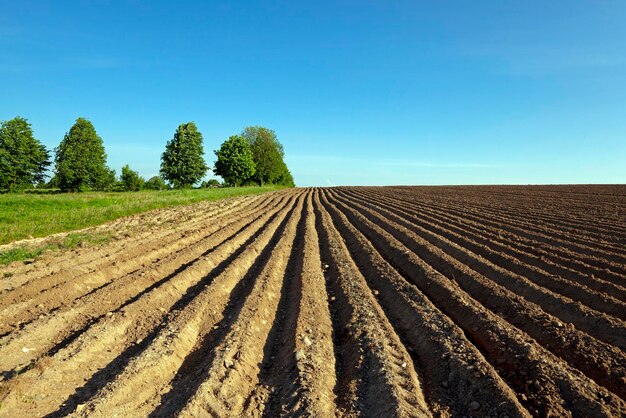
1,1,625,186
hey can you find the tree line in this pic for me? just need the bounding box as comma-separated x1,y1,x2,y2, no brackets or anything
0,116,294,192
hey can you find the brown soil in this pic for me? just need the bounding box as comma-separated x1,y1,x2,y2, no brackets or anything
1,185,625,417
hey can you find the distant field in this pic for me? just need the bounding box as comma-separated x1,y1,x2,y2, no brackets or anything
0,186,283,245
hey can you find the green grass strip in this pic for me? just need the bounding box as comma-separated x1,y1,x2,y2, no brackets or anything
0,186,284,246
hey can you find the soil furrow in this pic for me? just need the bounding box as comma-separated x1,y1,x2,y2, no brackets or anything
369,188,626,274
0,194,261,293
332,191,626,398
160,194,306,418
0,193,298,417
375,186,626,236
75,193,303,418
331,190,626,398
0,194,251,299
0,194,284,335
1,186,623,417
324,190,626,417
243,193,337,417
411,192,626,248
0,194,290,375
318,191,529,417
331,190,626,350
339,189,626,318
313,190,432,417
344,188,626,300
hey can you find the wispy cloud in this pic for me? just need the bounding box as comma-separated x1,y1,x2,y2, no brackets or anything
0,56,127,73
289,155,502,169
460,44,626,77
73,57,124,69
374,160,502,168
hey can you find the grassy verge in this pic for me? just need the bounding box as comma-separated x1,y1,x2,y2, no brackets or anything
0,185,283,248
0,231,113,267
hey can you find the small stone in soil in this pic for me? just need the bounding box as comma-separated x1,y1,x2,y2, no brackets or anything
469,401,480,411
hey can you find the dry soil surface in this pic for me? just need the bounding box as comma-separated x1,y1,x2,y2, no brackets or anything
1,186,625,417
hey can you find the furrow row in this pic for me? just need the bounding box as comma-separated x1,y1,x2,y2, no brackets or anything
322,190,626,417
359,187,626,279
344,188,626,298
340,188,626,316
330,191,626,399
371,187,626,269
399,188,626,239
0,194,284,335
0,193,290,376
381,186,626,231
0,187,623,417
0,192,299,417
0,193,263,295
317,191,529,417
331,190,626,351
75,192,304,418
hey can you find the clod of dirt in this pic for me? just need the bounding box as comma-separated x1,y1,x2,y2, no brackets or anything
469,401,480,411
295,350,306,361
303,336,312,347
224,358,234,368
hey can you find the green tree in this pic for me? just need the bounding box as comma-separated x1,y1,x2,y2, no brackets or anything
99,168,118,191
0,117,50,192
160,122,208,188
120,164,145,191
213,135,256,187
275,160,295,187
54,118,112,192
144,176,167,190
46,174,60,189
241,126,287,186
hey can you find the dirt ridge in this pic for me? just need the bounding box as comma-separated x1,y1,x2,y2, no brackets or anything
1,185,624,417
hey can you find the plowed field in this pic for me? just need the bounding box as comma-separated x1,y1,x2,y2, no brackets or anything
1,186,625,417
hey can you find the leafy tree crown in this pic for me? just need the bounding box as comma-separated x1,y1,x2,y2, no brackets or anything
160,122,208,188
241,126,288,186
213,135,256,187
120,164,145,191
0,116,50,192
54,118,111,192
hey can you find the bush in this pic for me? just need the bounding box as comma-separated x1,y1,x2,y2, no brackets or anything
144,176,167,190
120,164,145,191
201,179,221,188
